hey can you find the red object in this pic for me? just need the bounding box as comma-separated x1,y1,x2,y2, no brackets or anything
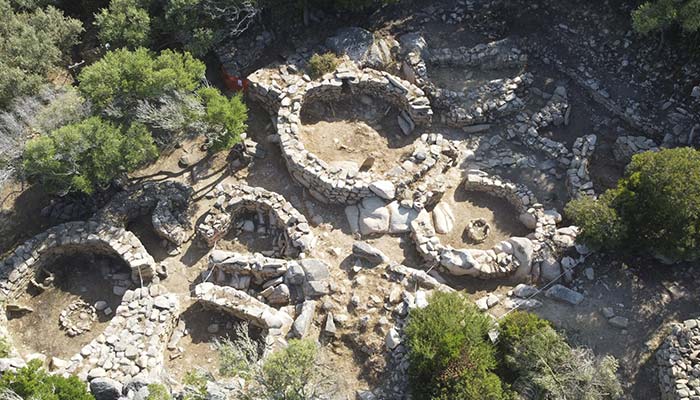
222,66,248,92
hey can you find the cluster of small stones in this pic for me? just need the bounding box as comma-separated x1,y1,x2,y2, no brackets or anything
656,318,700,400
64,285,179,383
399,34,531,128
194,282,294,355
197,183,316,257
249,63,448,204
411,169,569,280
59,300,97,337
613,135,660,163
94,181,194,246
206,250,332,305
506,86,572,165
0,221,155,300
567,134,597,199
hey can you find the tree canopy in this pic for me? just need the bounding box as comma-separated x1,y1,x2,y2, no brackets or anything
95,0,152,49
633,0,700,34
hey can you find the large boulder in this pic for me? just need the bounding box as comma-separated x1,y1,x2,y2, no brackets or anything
440,249,479,276
545,284,584,305
325,27,394,68
387,201,418,233
352,241,389,265
90,377,123,400
432,202,455,234
359,197,390,235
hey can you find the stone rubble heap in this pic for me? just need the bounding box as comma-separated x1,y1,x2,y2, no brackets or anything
197,183,316,257
94,181,194,246
65,285,179,384
194,282,294,355
656,318,700,400
248,63,453,204
410,169,574,281
567,134,597,199
206,250,332,304
428,38,527,71
0,221,155,300
59,300,98,337
613,135,660,163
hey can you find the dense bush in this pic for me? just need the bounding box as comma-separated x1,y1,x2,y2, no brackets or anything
146,383,172,400
404,291,508,400
22,117,157,194
256,338,319,400
217,322,260,378
182,370,208,400
0,336,11,358
633,0,700,34
0,359,94,400
307,53,341,78
498,311,622,400
198,88,248,152
78,47,205,110
0,0,82,107
566,147,700,260
95,0,151,48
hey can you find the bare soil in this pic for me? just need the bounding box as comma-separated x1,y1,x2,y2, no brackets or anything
300,94,417,175
6,255,127,360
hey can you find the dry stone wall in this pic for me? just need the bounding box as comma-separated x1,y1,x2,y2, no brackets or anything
657,318,700,400
567,134,597,199
613,135,659,163
197,183,316,257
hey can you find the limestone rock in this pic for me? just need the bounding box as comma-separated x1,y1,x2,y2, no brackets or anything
432,202,455,234
359,197,390,235
369,180,396,200
90,377,123,400
352,241,389,265
545,284,584,305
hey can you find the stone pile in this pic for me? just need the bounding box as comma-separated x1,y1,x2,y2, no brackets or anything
65,285,179,384
94,181,194,246
428,38,527,71
613,135,659,163
194,282,294,355
656,318,700,400
206,250,332,303
248,63,450,204
567,134,597,199
506,87,572,165
410,169,570,281
59,300,97,337
0,221,155,300
197,183,316,257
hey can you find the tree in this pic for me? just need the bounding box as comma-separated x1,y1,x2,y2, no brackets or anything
78,47,205,110
498,311,622,400
22,117,157,195
198,87,247,152
0,0,82,107
95,0,152,49
566,148,700,261
404,291,508,400
632,0,700,34
564,193,626,251
0,359,94,400
256,339,319,400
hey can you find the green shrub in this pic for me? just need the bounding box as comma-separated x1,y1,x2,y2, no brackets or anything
217,323,260,378
182,370,208,400
22,117,158,195
258,338,319,400
0,359,94,400
565,147,700,260
198,87,248,152
95,0,151,49
633,0,700,34
404,291,507,400
78,47,205,109
0,0,83,107
307,53,340,78
498,312,622,400
0,336,11,358
146,383,172,400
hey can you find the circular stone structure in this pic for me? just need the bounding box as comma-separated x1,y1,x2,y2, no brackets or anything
248,64,459,204
197,184,316,257
410,169,569,280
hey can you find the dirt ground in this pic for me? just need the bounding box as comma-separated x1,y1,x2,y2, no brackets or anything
300,94,417,175
6,255,127,360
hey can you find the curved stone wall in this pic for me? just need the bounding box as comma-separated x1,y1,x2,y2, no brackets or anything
410,170,564,280
197,184,316,257
0,221,155,300
249,64,451,204
657,318,700,400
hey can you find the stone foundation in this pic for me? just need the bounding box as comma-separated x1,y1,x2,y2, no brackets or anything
657,318,700,400
567,135,597,199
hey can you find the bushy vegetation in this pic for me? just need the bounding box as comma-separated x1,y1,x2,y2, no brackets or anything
632,0,700,34
198,88,248,152
404,291,508,400
182,370,208,400
566,147,700,260
254,338,320,400
0,336,11,358
217,323,260,379
498,312,623,400
22,117,157,194
95,0,152,49
307,53,341,78
0,359,94,400
0,0,82,107
146,383,172,400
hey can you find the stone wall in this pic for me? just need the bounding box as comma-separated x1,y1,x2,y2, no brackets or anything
567,135,597,199
410,169,568,281
657,318,700,400
249,63,451,204
0,221,155,300
428,38,527,70
65,285,179,383
197,184,315,257
613,135,659,163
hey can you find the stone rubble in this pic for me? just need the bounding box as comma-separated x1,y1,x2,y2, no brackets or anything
657,318,700,400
